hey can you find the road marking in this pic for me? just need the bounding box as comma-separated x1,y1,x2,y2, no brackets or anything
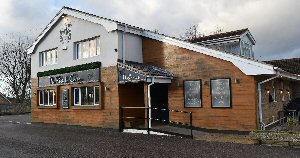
26,123,31,125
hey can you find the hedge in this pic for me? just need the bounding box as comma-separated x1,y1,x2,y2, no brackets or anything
37,62,101,77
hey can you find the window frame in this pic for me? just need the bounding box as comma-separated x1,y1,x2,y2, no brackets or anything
40,48,58,67
75,36,100,60
37,87,57,108
94,86,100,106
73,85,100,107
210,78,232,108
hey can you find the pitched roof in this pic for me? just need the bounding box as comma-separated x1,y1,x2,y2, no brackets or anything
189,28,256,45
265,58,300,75
28,6,282,76
118,60,174,78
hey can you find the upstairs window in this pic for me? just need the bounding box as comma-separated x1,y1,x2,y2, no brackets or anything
241,41,252,58
40,49,58,66
75,37,100,59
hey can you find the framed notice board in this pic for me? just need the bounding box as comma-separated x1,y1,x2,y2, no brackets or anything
62,89,69,109
184,80,202,108
211,78,231,108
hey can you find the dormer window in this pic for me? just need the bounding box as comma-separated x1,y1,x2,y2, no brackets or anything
40,48,58,66
241,41,252,58
75,37,100,59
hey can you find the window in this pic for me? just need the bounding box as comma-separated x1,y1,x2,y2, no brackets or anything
184,80,202,108
73,86,100,106
76,37,100,59
240,41,252,58
211,79,231,108
39,89,56,106
40,49,58,66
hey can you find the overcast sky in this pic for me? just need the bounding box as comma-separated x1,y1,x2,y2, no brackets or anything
0,0,299,61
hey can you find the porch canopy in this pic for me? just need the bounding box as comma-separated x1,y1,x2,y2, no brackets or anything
117,61,174,84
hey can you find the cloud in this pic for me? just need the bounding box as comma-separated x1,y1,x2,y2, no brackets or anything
0,0,299,60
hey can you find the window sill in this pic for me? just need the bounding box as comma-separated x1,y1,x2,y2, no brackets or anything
38,105,58,109
72,105,101,110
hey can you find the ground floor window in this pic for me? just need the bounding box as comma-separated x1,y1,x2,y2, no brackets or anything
39,89,56,106
74,86,100,106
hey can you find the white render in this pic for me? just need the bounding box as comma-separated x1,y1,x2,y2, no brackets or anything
118,31,143,63
31,15,119,78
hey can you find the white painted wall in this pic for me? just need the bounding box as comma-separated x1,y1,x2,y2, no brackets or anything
31,16,119,78
117,31,143,63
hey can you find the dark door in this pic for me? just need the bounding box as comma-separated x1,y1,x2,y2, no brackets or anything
151,84,169,123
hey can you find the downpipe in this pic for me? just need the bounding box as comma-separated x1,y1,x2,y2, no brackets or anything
148,77,155,128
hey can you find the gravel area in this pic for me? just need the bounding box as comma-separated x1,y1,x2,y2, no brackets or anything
0,114,299,158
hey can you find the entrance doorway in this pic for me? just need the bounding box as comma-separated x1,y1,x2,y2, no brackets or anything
150,84,169,123
119,83,145,128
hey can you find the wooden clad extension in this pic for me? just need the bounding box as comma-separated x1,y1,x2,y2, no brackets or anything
142,37,258,131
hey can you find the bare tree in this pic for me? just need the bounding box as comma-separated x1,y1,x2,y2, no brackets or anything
211,25,224,35
180,24,203,41
0,35,32,103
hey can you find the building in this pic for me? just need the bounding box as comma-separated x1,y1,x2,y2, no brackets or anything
28,7,300,132
189,28,255,59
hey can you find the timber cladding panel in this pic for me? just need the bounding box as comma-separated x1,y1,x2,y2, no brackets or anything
31,66,120,129
143,37,258,131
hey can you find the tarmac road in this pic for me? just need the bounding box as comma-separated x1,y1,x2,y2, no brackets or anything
0,114,299,158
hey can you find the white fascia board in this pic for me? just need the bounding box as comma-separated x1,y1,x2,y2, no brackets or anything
63,9,118,32
117,25,144,35
241,31,256,45
142,31,275,76
146,77,172,83
27,8,118,55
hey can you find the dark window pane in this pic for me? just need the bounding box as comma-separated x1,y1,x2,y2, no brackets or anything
49,90,54,105
95,86,100,105
39,91,44,105
81,87,88,105
44,90,49,106
87,87,94,105
74,88,80,105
